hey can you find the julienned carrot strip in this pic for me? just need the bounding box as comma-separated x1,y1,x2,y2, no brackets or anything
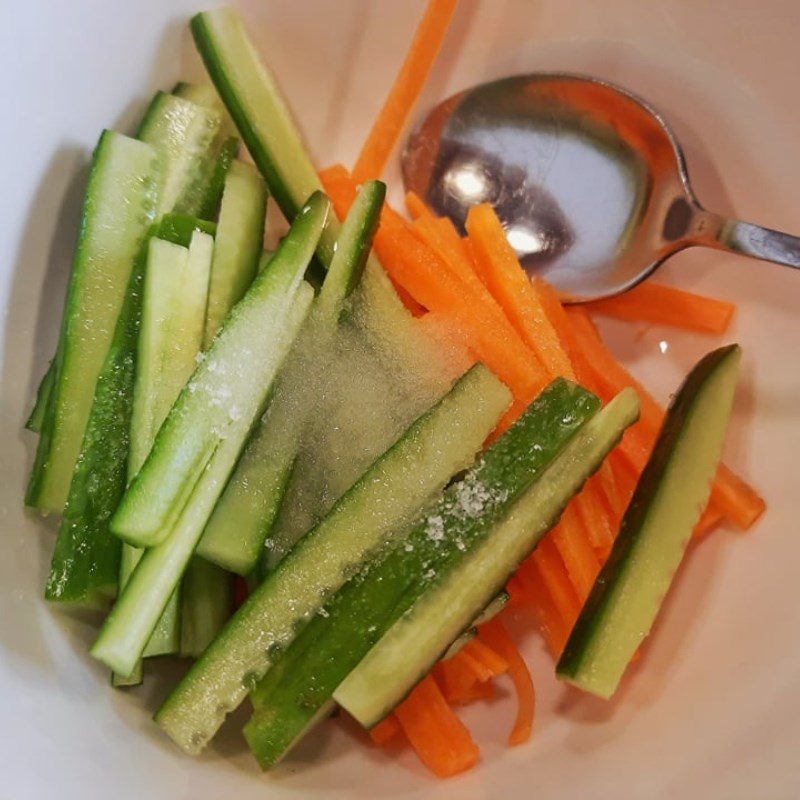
693,503,724,540
389,275,428,317
412,215,494,295
566,307,662,433
712,464,766,529
566,306,765,529
609,450,639,509
550,504,601,601
533,277,598,390
465,204,575,380
459,207,609,611
526,538,581,629
405,190,429,220
536,277,643,526
509,572,568,656
586,281,736,335
434,652,480,703
370,714,403,746
572,481,615,551
394,675,480,778
319,165,549,407
462,638,509,678
478,620,535,746
352,0,458,183
451,679,494,704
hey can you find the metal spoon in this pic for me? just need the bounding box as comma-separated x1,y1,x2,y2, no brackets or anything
402,73,800,301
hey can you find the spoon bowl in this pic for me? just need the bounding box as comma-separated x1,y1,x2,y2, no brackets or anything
402,74,800,301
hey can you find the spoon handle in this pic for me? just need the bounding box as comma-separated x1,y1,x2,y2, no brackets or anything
692,209,800,270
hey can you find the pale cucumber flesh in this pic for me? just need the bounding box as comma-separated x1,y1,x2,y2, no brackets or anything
155,364,510,754
335,389,640,727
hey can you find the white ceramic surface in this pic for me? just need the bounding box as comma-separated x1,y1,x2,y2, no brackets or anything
1,2,799,798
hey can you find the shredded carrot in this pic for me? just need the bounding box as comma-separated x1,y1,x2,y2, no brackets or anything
412,214,485,294
451,679,495,704
389,274,428,317
319,165,550,408
586,281,736,335
405,190,430,220
370,714,404,747
693,503,724,540
462,638,509,678
572,480,615,551
478,619,535,746
566,306,764,530
712,464,766,529
525,538,581,629
608,449,639,510
394,675,479,778
352,0,458,183
550,504,601,601
465,204,575,380
434,651,481,703
510,571,569,656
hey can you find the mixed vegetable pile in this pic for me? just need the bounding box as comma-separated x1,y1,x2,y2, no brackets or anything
26,1,765,780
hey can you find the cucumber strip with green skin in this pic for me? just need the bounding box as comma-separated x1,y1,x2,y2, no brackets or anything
137,92,223,217
337,389,640,727
197,180,386,575
128,236,211,478
202,160,267,347
156,213,216,247
113,233,213,683
155,364,511,754
242,380,598,766
109,194,324,549
170,82,241,219
92,283,314,678
44,242,150,607
26,131,159,514
92,201,325,674
198,136,240,221
172,81,238,137
557,346,741,699
180,557,232,658
191,9,322,223
25,359,56,433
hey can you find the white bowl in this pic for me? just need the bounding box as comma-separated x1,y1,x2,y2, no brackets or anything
2,1,799,797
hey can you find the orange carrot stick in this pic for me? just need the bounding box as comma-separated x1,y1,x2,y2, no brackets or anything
550,504,601,601
353,0,458,183
565,306,765,529
434,652,481,702
394,675,480,778
405,190,430,220
370,714,404,746
712,464,766,529
319,165,550,407
412,215,497,296
466,204,575,380
510,571,569,656
462,638,509,678
572,480,615,551
450,678,495,705
478,619,535,746
693,503,724,540
586,281,736,335
526,538,581,629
